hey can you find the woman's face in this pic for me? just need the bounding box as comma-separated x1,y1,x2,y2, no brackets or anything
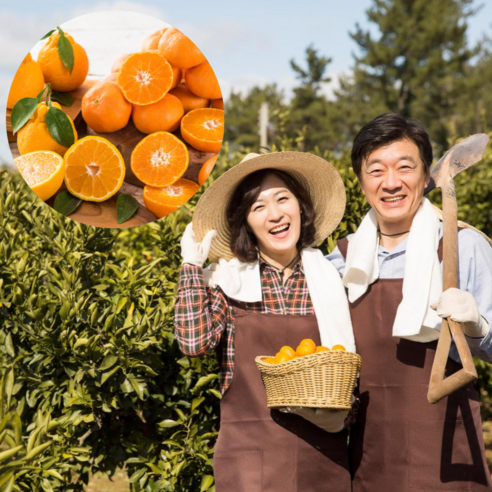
246,173,301,261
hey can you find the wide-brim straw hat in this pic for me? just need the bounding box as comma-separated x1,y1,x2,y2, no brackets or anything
193,151,346,262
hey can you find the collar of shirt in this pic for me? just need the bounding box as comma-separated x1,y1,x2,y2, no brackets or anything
259,255,304,275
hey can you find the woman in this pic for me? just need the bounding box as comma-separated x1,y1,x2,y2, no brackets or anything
174,152,356,492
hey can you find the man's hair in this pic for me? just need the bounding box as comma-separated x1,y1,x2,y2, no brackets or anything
226,169,316,263
351,113,433,179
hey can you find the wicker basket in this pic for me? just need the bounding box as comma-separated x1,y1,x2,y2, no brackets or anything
255,351,362,410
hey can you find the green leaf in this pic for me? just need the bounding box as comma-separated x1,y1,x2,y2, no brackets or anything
201,475,214,491
5,334,15,358
158,419,181,428
99,355,118,371
128,375,145,400
40,30,55,40
191,397,205,412
56,27,74,74
11,97,38,134
5,370,14,409
73,338,89,349
117,194,139,224
101,365,120,384
50,91,73,107
45,106,75,148
0,445,23,463
24,441,52,461
54,191,81,216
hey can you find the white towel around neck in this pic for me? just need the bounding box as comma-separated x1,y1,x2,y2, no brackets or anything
204,247,356,352
343,197,442,342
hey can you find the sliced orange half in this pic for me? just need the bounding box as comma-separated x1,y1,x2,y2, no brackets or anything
117,51,173,105
180,108,224,153
131,132,189,187
143,179,200,218
15,150,64,201
64,136,125,202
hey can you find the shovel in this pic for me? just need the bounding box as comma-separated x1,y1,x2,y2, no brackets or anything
424,133,489,404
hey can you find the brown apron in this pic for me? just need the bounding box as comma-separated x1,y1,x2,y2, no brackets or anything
338,237,491,491
213,301,352,492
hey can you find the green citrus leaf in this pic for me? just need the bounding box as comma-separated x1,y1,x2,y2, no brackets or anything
40,29,55,40
36,85,48,101
56,27,74,74
200,475,214,491
117,194,139,224
54,192,82,216
45,106,74,148
11,97,38,134
51,91,73,107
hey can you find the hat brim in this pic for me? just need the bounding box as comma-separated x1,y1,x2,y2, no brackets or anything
193,151,346,262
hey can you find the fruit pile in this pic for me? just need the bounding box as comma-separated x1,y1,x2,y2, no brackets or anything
265,339,346,364
9,25,223,223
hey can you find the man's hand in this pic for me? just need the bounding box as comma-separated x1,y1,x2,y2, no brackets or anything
431,288,489,338
279,406,349,433
181,223,216,267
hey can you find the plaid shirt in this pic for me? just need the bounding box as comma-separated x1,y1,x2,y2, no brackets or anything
174,258,313,394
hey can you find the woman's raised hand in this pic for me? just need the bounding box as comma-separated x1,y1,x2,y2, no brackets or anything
181,222,217,267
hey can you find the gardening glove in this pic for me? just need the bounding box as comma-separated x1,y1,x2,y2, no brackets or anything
431,287,489,338
181,222,216,267
279,406,349,433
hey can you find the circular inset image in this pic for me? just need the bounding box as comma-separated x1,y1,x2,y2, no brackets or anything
6,11,223,228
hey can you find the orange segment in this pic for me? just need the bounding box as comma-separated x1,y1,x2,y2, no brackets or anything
15,150,64,201
131,132,189,187
198,154,218,186
180,108,224,153
143,179,199,218
117,51,173,105
64,136,125,202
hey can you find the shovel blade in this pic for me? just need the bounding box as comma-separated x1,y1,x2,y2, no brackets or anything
424,133,489,194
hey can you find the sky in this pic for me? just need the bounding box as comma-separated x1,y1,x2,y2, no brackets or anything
1,0,492,164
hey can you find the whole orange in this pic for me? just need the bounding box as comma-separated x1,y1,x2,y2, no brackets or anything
7,53,45,109
158,27,206,69
104,73,118,82
185,61,222,99
198,155,218,186
169,84,210,114
316,346,330,352
211,98,224,110
332,345,346,351
279,346,296,359
296,339,317,357
274,352,290,364
264,357,277,364
37,32,89,92
82,81,132,133
17,102,78,157
142,28,168,51
111,53,134,73
132,93,184,134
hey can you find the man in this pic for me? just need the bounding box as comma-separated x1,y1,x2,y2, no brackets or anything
327,113,492,491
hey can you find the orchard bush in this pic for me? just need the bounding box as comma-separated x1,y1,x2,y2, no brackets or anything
0,135,491,491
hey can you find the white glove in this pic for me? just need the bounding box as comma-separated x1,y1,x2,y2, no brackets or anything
181,222,217,267
431,287,489,338
279,406,349,433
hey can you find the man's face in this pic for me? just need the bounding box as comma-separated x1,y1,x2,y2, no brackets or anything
359,138,430,230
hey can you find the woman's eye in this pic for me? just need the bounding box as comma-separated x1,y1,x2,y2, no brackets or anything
253,205,264,212
278,196,288,202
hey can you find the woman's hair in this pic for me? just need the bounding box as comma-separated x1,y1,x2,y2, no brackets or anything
226,168,316,262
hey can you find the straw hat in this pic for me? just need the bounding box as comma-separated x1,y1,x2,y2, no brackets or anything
193,151,346,262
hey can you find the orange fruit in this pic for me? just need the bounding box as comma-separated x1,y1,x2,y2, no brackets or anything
117,51,173,105
7,53,45,109
111,53,134,73
142,28,168,51
64,136,125,202
104,73,118,83
211,98,224,110
180,108,224,153
279,346,296,359
15,151,64,201
316,346,330,352
296,339,317,357
185,61,222,99
143,179,199,218
82,81,132,133
332,345,346,351
131,132,189,187
132,93,184,134
17,102,78,157
264,357,277,364
274,352,291,364
158,27,206,69
198,154,218,186
37,32,89,92
169,84,210,114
